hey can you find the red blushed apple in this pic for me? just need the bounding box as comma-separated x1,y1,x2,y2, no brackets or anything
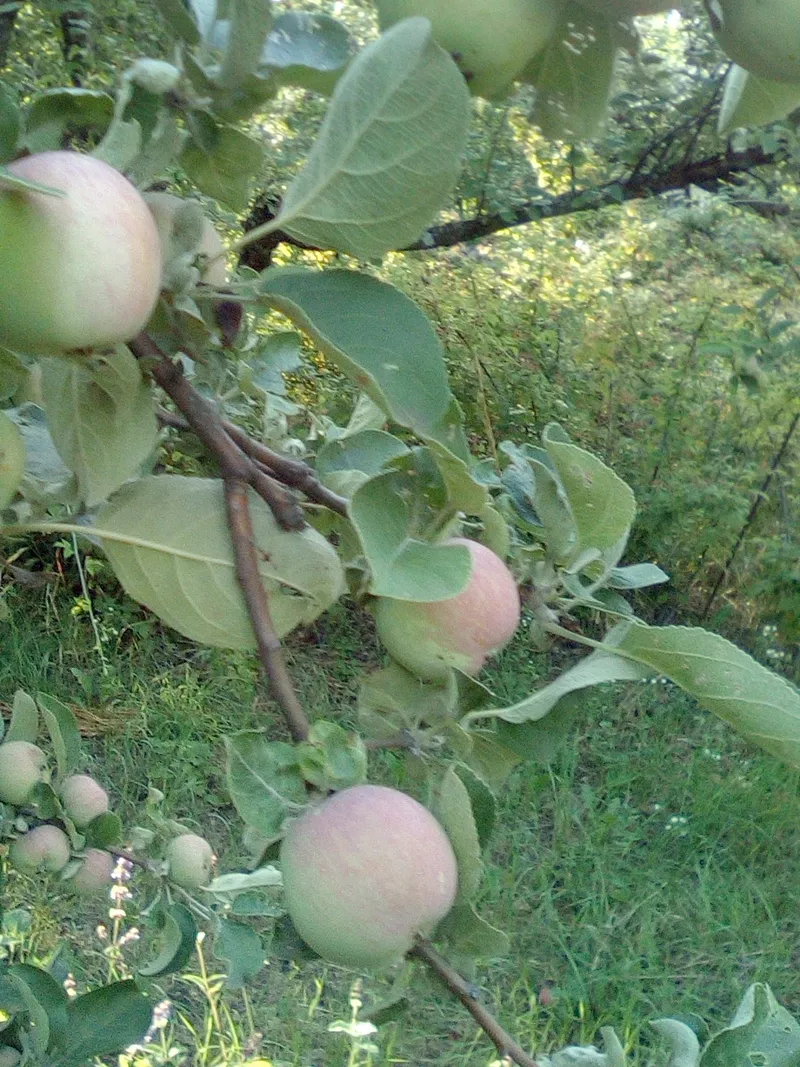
281,784,458,969
374,537,521,681
0,151,162,356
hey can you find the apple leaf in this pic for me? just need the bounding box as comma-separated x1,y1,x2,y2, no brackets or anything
453,764,496,851
5,689,38,744
0,347,26,402
180,124,264,211
527,4,616,142
316,430,410,497
607,563,670,589
701,984,800,1067
350,473,472,600
718,65,800,134
50,980,153,1065
37,693,81,779
22,89,114,154
297,721,368,791
215,918,266,988
225,732,307,839
150,0,201,44
95,477,345,649
0,408,24,509
260,269,467,457
215,0,273,93
434,766,483,903
650,1019,701,1067
265,11,356,94
40,349,159,507
138,905,197,978
436,902,510,962
276,17,470,258
357,662,457,739
0,81,20,162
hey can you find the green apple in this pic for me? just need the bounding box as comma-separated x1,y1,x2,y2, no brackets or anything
705,0,800,83
165,833,215,889
0,741,48,806
70,848,116,895
9,825,70,873
374,0,562,98
281,784,458,969
59,774,110,828
374,537,521,681
0,151,162,356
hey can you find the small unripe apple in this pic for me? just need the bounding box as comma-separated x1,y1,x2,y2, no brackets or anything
0,151,162,356
165,833,214,889
70,848,116,896
705,0,800,83
9,825,71,873
281,784,458,969
374,0,561,99
0,741,48,806
58,774,110,828
144,191,229,288
374,537,521,680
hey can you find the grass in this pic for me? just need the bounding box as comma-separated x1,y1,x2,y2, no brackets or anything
1,565,800,1066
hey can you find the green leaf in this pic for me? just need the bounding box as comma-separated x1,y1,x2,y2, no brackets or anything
180,124,264,211
8,964,68,1051
357,662,457,738
607,563,669,590
85,811,123,848
276,17,470,257
5,969,50,1054
225,732,306,839
496,691,587,764
150,0,201,43
36,694,81,779
453,765,496,851
0,82,20,163
96,476,345,649
526,4,616,141
0,348,26,402
433,766,483,902
22,89,113,153
49,980,152,1066
316,430,410,497
651,1019,701,1067
718,65,800,134
298,721,368,791
543,423,635,576
436,902,510,961
466,649,649,726
462,732,521,792
3,405,72,490
350,474,472,600
701,984,800,1067
0,410,25,510
138,904,198,978
260,269,467,456
265,11,355,94
41,350,159,508
216,0,273,93
606,623,800,767
215,918,265,988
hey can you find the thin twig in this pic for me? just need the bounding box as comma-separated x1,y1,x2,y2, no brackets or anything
410,938,540,1067
156,406,348,517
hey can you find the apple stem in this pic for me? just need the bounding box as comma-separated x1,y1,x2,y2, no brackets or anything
129,332,312,743
410,937,541,1067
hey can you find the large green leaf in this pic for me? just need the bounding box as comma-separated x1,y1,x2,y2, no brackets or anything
718,65,800,134
276,17,470,257
606,623,800,767
225,731,307,839
264,11,355,94
139,904,198,978
315,429,410,497
543,424,635,576
350,473,472,600
180,124,264,211
215,918,265,988
260,269,466,456
96,476,345,648
526,4,616,141
5,689,38,744
41,349,159,507
49,980,152,1066
36,693,81,779
22,89,114,154
702,984,800,1067
433,766,483,903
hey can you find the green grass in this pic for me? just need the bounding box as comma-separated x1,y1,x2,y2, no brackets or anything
2,571,800,1066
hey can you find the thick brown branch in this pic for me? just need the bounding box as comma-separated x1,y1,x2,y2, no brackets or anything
410,938,540,1067
224,479,311,742
156,406,348,517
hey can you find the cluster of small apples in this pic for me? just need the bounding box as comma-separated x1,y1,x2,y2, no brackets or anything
0,151,228,361
0,739,214,894
375,537,522,682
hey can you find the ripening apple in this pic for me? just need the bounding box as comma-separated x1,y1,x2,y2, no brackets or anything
0,741,48,806
70,848,116,896
0,151,162,356
281,784,458,969
58,774,110,828
9,825,71,873
165,833,215,889
374,0,562,98
705,0,800,83
143,191,229,288
374,537,521,681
